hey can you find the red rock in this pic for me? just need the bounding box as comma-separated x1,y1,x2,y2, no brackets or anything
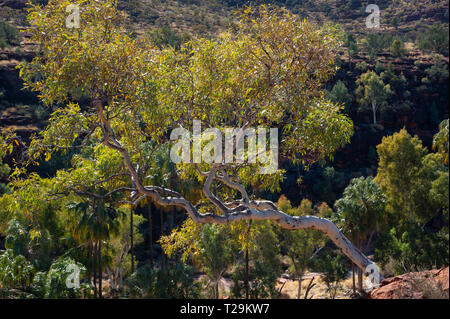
369,267,449,299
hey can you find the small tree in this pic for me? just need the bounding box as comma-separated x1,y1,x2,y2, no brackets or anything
344,33,358,68
311,252,348,299
32,257,88,299
328,81,352,112
276,196,327,299
334,176,386,292
390,38,406,58
424,55,449,84
416,23,449,56
375,128,447,225
0,21,21,49
231,221,282,299
433,119,449,165
356,71,392,124
0,249,35,292
15,1,380,281
198,224,233,298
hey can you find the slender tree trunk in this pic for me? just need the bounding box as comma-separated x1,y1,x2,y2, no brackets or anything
297,277,302,299
358,267,363,292
215,279,219,299
357,240,363,292
88,243,92,288
148,201,153,270
245,246,249,299
244,220,252,299
98,240,102,299
93,241,97,298
130,208,134,273
160,209,166,269
352,263,356,294
304,277,315,299
372,101,377,125
348,49,352,70
170,207,175,231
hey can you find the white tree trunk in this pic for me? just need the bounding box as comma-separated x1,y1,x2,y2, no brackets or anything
96,102,383,285
372,101,377,125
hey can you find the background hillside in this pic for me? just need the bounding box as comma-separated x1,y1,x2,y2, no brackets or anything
4,0,448,204
0,0,449,300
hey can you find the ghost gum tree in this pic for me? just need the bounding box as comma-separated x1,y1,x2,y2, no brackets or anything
16,0,381,280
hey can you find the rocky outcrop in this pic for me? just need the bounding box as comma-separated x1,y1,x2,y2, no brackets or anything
369,267,449,299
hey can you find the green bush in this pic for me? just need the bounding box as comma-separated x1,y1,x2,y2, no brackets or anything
375,225,449,276
0,21,21,49
231,222,282,299
125,263,201,299
416,24,449,56
310,251,349,299
31,257,89,299
0,249,35,291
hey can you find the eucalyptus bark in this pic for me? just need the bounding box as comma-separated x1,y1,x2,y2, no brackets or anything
95,101,383,285
372,101,377,125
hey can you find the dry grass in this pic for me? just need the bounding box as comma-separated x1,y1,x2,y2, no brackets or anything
275,272,358,299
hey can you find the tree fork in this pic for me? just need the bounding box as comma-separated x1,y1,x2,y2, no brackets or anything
95,101,383,284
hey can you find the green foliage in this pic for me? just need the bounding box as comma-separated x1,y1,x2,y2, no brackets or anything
31,257,89,299
125,263,201,299
0,133,12,193
356,70,392,124
375,225,449,276
146,25,189,50
355,61,368,72
198,224,233,298
429,102,440,129
375,129,448,226
362,33,393,60
334,176,387,250
433,119,449,164
390,38,407,58
0,21,21,49
310,251,348,299
231,221,282,299
380,63,408,97
301,165,346,205
424,56,449,84
0,249,35,291
375,61,385,74
20,1,353,183
107,207,145,291
344,33,358,63
328,80,352,112
276,196,327,298
416,24,449,56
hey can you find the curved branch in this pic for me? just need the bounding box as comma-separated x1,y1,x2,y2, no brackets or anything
95,100,382,283
144,189,380,281
217,169,250,205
